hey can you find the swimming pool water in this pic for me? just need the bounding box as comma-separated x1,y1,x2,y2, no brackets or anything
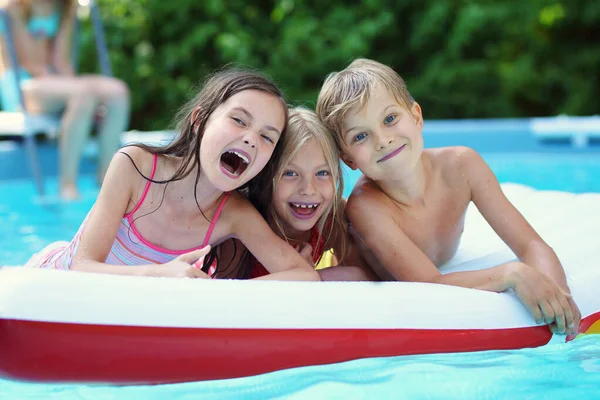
1,151,600,398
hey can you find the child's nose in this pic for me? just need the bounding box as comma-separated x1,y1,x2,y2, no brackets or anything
242,131,256,148
376,134,394,150
300,178,316,196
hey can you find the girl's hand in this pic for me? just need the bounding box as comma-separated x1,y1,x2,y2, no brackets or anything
509,262,575,334
294,242,314,268
160,246,212,279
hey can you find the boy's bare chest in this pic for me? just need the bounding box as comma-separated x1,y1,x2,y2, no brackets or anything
394,191,469,266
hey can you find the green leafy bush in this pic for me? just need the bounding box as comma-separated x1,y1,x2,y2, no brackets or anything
76,0,600,130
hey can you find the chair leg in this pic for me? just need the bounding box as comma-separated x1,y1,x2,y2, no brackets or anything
23,133,44,196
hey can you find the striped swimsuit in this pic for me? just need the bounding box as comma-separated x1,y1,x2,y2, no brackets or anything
30,154,230,275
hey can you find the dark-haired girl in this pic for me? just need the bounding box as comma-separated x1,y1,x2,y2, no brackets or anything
26,68,320,282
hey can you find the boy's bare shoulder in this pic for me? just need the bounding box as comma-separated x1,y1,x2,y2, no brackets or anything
427,146,480,166
347,176,394,215
427,146,485,181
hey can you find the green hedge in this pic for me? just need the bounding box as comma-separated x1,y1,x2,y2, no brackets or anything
77,0,600,131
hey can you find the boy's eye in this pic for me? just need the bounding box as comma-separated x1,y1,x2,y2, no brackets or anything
232,117,245,126
283,170,297,177
384,115,396,124
354,132,367,142
316,170,330,177
261,134,274,144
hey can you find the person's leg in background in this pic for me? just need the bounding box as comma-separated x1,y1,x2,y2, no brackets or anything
80,75,130,183
22,76,97,200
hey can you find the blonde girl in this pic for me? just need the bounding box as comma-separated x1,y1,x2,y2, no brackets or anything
218,106,377,281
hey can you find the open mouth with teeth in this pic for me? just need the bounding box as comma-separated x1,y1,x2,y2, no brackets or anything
289,202,320,220
219,150,250,179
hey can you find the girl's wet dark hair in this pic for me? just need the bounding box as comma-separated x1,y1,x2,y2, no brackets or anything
121,67,288,278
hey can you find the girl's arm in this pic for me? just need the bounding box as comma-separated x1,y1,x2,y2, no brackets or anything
346,188,576,333
51,1,76,75
230,200,320,281
71,147,209,278
3,1,50,76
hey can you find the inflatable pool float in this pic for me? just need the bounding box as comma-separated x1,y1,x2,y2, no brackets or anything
1,184,599,384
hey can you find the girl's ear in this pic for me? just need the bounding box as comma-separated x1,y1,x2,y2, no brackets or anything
341,153,358,170
191,106,203,133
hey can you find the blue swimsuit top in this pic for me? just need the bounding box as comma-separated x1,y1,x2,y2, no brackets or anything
0,11,61,111
0,11,60,39
27,12,61,39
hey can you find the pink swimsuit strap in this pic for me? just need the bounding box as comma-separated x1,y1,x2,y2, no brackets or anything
202,191,232,247
118,153,232,279
124,153,232,250
124,153,159,219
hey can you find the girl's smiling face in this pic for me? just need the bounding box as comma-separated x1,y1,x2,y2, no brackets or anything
273,138,335,239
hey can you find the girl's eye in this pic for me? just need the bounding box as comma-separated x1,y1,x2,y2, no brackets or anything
283,170,297,177
261,134,274,144
316,170,330,177
384,115,396,124
354,132,367,142
232,117,245,126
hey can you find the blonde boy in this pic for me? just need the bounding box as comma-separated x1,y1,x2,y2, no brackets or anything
316,58,580,334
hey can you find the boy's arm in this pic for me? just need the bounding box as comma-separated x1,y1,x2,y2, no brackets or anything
460,147,580,333
346,190,577,333
346,192,514,290
461,148,569,290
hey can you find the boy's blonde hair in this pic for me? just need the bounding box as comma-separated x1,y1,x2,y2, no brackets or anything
247,106,347,263
316,58,414,149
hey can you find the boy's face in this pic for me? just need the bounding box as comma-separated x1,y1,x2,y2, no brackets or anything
339,85,424,181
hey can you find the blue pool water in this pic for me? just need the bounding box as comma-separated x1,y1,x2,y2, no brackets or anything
1,151,600,398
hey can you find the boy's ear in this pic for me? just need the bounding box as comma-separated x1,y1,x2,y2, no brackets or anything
410,102,424,129
341,153,358,170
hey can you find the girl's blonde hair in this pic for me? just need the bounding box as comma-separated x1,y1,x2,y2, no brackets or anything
247,106,347,263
